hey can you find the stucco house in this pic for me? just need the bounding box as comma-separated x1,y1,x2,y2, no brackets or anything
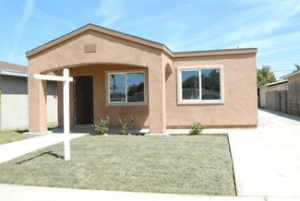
0,60,58,131
26,24,258,134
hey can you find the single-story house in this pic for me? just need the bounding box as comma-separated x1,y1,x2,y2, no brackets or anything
26,23,258,134
0,60,58,131
258,79,288,108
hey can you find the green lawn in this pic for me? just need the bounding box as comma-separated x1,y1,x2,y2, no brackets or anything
0,131,31,144
0,124,58,145
0,135,235,196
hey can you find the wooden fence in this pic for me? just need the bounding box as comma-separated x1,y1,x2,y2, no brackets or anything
287,80,300,116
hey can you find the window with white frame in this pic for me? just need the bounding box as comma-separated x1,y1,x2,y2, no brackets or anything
108,72,145,104
178,66,223,103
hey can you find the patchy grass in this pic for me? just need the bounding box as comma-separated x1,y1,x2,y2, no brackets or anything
0,131,31,144
0,136,235,196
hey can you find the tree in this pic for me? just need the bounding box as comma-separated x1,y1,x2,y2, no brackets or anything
257,65,276,87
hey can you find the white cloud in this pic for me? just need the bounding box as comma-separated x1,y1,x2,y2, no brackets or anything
95,0,125,27
168,0,300,52
9,0,35,62
164,21,190,51
34,10,76,30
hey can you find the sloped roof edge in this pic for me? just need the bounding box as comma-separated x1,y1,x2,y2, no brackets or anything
258,79,288,89
0,60,27,72
26,23,257,59
280,70,300,79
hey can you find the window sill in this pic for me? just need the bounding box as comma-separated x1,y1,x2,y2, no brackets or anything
177,100,224,105
105,102,148,106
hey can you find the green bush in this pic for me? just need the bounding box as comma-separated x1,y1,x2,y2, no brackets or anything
189,122,205,135
93,117,110,134
118,116,134,135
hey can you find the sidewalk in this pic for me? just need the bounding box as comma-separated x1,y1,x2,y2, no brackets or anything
1,184,297,201
0,133,87,164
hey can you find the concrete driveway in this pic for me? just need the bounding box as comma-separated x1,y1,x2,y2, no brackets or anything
229,109,300,197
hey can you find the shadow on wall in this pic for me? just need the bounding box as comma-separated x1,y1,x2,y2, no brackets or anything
260,108,300,122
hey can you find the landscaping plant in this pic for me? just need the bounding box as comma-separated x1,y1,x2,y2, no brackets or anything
118,116,134,135
93,116,110,134
189,122,205,135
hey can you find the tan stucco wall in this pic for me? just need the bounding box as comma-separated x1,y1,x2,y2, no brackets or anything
27,25,258,132
28,30,163,133
166,54,258,128
63,65,149,129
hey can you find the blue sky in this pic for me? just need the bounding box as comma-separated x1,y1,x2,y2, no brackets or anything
0,0,299,79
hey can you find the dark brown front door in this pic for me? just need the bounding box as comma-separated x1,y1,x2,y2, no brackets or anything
74,76,94,124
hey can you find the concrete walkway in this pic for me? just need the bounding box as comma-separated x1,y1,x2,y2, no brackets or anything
0,133,87,164
229,109,300,197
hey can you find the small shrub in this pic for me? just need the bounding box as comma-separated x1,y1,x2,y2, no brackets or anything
189,122,205,135
93,116,110,134
118,116,134,135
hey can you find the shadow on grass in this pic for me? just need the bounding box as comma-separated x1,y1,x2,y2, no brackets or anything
14,125,60,134
16,151,64,164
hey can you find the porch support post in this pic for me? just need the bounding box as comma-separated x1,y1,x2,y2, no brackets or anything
32,69,73,161
148,64,167,134
28,71,48,133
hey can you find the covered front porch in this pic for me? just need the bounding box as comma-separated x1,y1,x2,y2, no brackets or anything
58,64,150,131
28,62,168,134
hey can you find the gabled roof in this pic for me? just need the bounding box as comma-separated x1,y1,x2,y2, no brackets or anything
26,23,257,59
0,60,28,77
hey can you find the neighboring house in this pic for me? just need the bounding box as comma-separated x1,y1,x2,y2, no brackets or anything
258,79,288,108
26,23,258,134
0,60,58,131
282,71,300,116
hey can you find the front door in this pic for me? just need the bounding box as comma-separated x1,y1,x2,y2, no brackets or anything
74,76,94,124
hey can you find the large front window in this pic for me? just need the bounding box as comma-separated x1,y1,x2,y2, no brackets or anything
178,66,223,104
108,72,145,104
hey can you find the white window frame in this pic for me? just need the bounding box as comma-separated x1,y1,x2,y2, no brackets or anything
177,65,225,105
106,70,147,106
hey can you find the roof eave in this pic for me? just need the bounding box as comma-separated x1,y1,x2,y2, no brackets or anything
173,48,257,58
0,69,28,77
26,24,174,59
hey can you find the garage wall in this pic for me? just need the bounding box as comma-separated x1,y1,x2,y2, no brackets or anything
0,75,58,131
259,87,268,108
